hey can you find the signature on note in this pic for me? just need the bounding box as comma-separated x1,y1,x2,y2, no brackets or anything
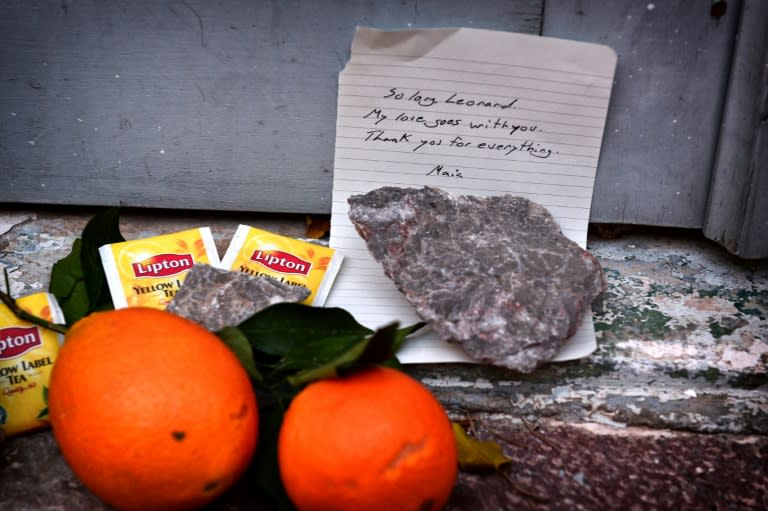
426,165,464,178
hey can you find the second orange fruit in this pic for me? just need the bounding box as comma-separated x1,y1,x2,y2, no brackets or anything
278,366,458,511
48,307,259,511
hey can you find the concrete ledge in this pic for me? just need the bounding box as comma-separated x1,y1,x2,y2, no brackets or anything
0,208,766,509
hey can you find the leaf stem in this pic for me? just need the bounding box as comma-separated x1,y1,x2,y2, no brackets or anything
498,470,550,504
0,288,69,335
522,416,560,453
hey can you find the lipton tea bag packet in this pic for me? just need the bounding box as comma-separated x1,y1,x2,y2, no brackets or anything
99,227,220,309
220,225,343,306
0,292,65,436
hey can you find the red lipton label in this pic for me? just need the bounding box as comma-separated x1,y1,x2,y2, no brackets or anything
132,253,194,278
0,326,42,360
250,250,311,276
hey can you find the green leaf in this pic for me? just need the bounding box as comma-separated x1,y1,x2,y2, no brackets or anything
49,208,125,325
49,238,84,299
37,386,50,420
352,322,400,366
216,327,263,382
248,404,296,511
378,322,426,370
275,333,366,372
392,322,427,352
286,338,369,386
235,307,423,387
283,321,423,386
80,207,124,310
452,422,513,472
238,303,372,357
49,238,91,324
354,321,425,367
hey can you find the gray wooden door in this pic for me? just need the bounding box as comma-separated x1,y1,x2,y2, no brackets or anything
543,0,767,259
0,0,542,213
1,0,765,257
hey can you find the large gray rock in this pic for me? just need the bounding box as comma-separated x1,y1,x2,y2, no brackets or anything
167,264,309,331
348,186,606,372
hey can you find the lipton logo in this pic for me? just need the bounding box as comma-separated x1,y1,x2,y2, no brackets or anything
0,326,42,360
250,250,311,276
132,253,194,278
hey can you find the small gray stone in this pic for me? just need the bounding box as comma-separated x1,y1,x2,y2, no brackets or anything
348,186,606,372
167,264,310,331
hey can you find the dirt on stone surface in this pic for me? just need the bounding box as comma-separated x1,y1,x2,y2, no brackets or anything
2,420,766,511
1,430,107,510
446,419,768,511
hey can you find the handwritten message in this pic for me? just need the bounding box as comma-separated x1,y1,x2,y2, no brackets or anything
327,27,617,364
363,87,552,164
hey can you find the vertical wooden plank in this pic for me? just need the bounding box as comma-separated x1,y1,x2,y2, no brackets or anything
0,0,543,213
704,0,768,259
542,0,741,228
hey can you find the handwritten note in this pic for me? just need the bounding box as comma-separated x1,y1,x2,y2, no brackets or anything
326,27,617,363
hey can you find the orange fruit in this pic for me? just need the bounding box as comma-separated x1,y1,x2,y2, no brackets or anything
278,366,457,511
48,307,259,511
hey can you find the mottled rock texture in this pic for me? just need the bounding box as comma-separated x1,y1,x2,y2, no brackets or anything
348,186,606,372
167,264,309,331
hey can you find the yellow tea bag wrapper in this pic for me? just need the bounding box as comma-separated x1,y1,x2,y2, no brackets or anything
100,227,220,309
220,225,343,306
0,292,65,436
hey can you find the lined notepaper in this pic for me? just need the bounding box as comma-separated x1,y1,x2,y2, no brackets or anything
326,27,617,363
